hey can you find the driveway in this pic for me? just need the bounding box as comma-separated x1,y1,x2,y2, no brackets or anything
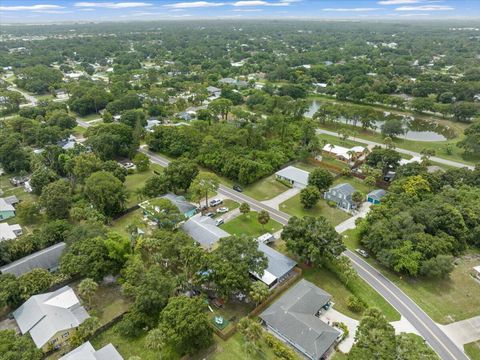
320,308,359,353
261,188,300,210
439,316,480,350
335,202,372,234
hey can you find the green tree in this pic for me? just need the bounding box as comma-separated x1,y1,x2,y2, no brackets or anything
85,171,127,217
164,159,199,193
145,328,165,352
78,278,98,308
39,179,72,219
132,152,150,172
16,200,41,225
300,185,321,209
249,281,269,305
142,173,170,198
30,166,58,195
239,202,250,215
157,296,213,355
308,168,334,192
381,118,405,138
69,317,100,348
257,210,270,230
190,173,219,208
208,98,233,121
283,216,345,265
458,121,480,155
0,330,42,360
18,269,54,301
352,191,364,208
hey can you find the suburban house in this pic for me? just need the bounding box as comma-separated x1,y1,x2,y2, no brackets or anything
0,195,18,220
0,242,66,276
259,279,340,360
13,286,90,351
181,214,230,250
145,119,162,132
57,135,78,151
321,144,365,163
324,183,357,211
367,189,386,204
0,223,22,241
59,341,123,360
140,194,196,223
252,242,297,288
275,166,310,189
206,86,221,99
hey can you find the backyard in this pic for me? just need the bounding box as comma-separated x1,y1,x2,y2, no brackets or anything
124,163,164,207
220,212,283,237
243,174,290,201
279,195,351,226
344,229,480,324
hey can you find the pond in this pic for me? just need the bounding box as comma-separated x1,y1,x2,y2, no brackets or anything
306,100,455,142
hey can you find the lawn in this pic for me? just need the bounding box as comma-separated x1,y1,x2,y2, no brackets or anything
344,229,480,324
465,341,480,360
318,133,368,149
124,164,163,207
279,195,350,226
110,208,143,237
220,212,283,237
91,323,160,360
243,174,289,201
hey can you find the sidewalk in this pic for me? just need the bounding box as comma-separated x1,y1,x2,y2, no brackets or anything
438,316,480,351
335,202,372,234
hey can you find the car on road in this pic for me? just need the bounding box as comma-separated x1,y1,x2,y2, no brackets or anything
206,212,214,218
356,248,369,258
216,207,229,213
216,219,224,226
209,198,223,207
233,184,243,192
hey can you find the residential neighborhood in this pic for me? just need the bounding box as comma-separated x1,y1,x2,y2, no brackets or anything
1,4,480,360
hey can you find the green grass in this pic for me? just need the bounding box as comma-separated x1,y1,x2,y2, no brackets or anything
331,351,349,360
124,164,163,207
75,112,102,121
344,229,480,324
110,208,143,237
318,133,368,148
243,174,289,201
220,212,282,237
465,341,480,360
279,195,350,226
200,333,278,360
72,125,87,136
91,324,160,360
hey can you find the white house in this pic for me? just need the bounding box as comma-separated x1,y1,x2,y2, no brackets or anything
0,223,22,241
275,166,310,189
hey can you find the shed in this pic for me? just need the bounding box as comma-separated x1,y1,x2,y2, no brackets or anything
367,189,386,204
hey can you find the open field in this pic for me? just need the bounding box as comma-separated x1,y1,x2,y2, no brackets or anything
220,212,282,237
344,229,480,324
243,174,290,201
279,195,350,226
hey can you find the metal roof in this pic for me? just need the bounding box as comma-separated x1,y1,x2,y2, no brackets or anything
260,279,339,360
161,193,196,215
0,223,21,241
13,286,89,348
275,166,310,186
252,243,297,286
0,242,66,277
181,214,230,250
367,189,386,200
0,198,15,212
60,342,123,360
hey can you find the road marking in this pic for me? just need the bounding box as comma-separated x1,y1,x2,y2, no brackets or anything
347,252,463,360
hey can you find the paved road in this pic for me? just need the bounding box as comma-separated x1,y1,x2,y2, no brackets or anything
7,85,37,107
317,128,474,170
77,130,469,360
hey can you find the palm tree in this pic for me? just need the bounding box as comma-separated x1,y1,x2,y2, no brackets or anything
78,278,98,308
257,210,270,230
146,328,165,354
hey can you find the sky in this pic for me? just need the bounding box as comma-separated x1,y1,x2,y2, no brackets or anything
0,0,479,24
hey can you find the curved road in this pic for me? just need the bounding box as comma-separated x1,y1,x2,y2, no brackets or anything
140,147,467,360
317,128,474,170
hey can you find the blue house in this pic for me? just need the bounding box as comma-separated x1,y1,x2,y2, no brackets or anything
367,189,386,204
324,183,357,211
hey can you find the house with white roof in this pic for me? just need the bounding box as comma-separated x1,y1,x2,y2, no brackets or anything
275,166,310,189
321,144,366,163
13,286,89,351
0,223,22,241
0,196,17,220
252,242,297,288
181,214,230,250
59,341,123,360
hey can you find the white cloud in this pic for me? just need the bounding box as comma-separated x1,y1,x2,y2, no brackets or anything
233,1,290,6
233,8,263,11
378,0,421,4
398,12,431,16
395,5,454,11
74,2,153,9
33,10,73,14
164,1,226,8
323,8,382,12
0,4,65,11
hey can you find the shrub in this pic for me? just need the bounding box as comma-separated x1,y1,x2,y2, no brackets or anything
327,200,337,208
346,295,365,313
333,321,349,341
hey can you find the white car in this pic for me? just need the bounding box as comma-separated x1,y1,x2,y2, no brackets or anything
216,219,224,226
356,248,369,258
216,207,229,213
209,199,223,207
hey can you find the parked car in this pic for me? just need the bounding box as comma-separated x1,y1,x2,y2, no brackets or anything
355,248,369,258
206,212,214,218
233,184,243,192
209,198,223,207
216,219,224,226
217,207,229,213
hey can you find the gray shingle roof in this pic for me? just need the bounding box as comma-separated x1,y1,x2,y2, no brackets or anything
60,341,123,360
161,193,196,215
260,279,339,360
330,183,355,196
0,242,66,277
13,286,89,348
275,166,310,187
181,215,230,250
253,243,297,286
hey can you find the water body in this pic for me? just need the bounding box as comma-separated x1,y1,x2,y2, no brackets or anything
306,100,454,142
